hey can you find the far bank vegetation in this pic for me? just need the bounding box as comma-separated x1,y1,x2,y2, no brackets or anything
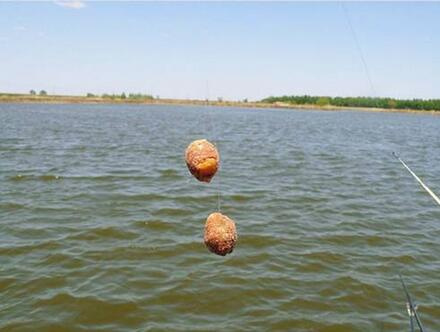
262,95,440,112
89,92,154,100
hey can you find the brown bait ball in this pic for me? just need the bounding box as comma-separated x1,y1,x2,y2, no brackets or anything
185,139,219,183
204,212,237,256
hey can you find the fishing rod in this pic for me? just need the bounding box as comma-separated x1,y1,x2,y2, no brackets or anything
393,155,433,331
399,274,426,332
393,152,440,207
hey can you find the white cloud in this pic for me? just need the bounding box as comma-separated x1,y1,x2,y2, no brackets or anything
14,26,26,31
54,1,86,9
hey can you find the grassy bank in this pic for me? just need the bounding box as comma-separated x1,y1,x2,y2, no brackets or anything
1,93,439,115
0,93,256,107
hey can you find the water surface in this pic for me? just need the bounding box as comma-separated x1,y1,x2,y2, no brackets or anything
1,103,439,331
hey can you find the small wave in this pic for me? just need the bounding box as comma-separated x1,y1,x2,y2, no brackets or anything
133,219,175,231
82,241,201,262
331,286,388,310
21,275,67,293
9,174,29,181
34,293,139,325
63,175,148,182
318,233,394,247
240,234,280,249
37,253,86,269
383,253,417,264
39,174,62,181
115,193,167,201
298,261,328,273
270,320,357,331
8,174,61,181
223,252,273,268
0,202,26,210
158,169,182,180
69,227,139,241
144,241,202,259
174,194,218,205
279,297,333,311
152,207,192,217
0,278,16,291
229,194,258,202
0,240,61,256
302,251,346,264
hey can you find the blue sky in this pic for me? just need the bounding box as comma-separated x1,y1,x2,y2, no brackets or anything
1,1,439,101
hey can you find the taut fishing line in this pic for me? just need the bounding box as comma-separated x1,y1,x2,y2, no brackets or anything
341,2,377,98
214,98,222,213
205,79,222,212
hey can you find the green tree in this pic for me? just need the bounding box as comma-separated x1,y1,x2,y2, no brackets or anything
317,97,330,106
121,92,126,99
387,99,397,109
86,93,95,97
128,93,154,100
39,90,47,96
29,90,36,95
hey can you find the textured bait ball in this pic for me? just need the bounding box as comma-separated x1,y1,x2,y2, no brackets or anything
185,139,219,183
204,212,237,256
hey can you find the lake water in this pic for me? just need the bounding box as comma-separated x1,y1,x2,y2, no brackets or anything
1,103,439,331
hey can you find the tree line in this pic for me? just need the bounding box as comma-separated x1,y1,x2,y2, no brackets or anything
261,95,440,111
90,92,154,100
24,90,154,100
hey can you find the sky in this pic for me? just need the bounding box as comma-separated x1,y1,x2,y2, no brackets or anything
1,1,439,101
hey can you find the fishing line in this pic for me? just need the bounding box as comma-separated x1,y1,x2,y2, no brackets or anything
205,79,222,212
214,103,222,213
393,152,440,207
341,2,377,97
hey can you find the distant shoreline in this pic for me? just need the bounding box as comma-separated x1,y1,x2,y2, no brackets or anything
0,94,439,115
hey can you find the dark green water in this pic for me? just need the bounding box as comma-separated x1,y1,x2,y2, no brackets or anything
1,103,439,331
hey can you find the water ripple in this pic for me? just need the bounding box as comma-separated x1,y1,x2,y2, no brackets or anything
0,104,439,331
